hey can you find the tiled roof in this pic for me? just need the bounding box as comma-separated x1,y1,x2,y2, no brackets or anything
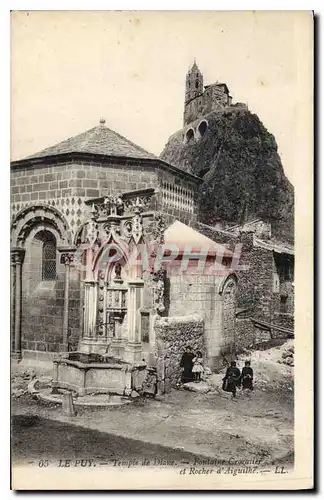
26,121,157,161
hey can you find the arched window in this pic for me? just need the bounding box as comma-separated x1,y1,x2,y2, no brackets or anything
42,234,57,281
185,128,195,144
198,120,208,137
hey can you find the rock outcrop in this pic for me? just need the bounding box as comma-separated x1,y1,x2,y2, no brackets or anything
161,109,294,244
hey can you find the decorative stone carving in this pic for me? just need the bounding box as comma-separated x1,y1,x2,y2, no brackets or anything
84,219,98,245
144,212,166,245
90,196,124,219
60,252,75,265
11,204,71,248
107,196,124,216
222,278,237,296
120,219,133,241
123,195,152,214
131,212,143,244
97,270,106,337
114,263,122,282
152,270,166,314
11,248,25,265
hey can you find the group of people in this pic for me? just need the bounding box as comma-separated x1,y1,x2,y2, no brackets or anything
222,360,254,398
180,346,204,383
179,346,254,398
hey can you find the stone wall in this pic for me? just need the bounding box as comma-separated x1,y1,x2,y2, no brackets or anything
154,314,205,389
10,159,160,239
21,231,81,357
235,232,275,316
11,158,199,238
167,271,238,369
273,312,294,331
184,84,230,126
194,225,277,317
191,223,295,349
235,319,257,351
11,155,201,358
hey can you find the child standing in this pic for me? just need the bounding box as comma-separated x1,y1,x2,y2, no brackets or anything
192,351,204,382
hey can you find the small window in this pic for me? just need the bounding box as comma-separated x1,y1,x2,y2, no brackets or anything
195,80,199,89
42,236,57,281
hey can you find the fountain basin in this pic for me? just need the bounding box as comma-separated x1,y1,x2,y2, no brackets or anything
52,352,147,396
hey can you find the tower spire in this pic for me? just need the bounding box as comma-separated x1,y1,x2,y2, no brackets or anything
185,59,203,104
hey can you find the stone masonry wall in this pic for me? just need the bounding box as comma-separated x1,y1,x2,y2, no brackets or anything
235,319,257,351
21,233,81,357
168,272,233,370
11,157,200,357
154,314,205,388
11,158,159,357
11,159,160,239
11,159,199,239
236,232,275,315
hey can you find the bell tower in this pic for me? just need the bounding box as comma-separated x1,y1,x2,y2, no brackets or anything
185,60,203,104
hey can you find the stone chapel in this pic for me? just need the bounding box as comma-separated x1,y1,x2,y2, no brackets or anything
10,117,240,373
10,64,294,379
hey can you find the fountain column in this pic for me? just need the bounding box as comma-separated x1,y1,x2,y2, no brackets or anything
83,281,97,342
79,243,99,352
60,251,75,354
124,279,144,364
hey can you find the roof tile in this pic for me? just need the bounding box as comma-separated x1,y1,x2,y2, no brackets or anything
26,123,157,161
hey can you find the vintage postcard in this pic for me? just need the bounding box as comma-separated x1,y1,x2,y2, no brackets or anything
10,10,313,490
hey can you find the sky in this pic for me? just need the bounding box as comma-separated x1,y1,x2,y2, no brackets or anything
11,11,312,184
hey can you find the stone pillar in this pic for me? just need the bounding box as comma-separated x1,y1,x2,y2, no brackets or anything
61,252,75,354
11,248,25,360
83,281,97,341
208,294,223,370
124,279,144,364
10,258,16,353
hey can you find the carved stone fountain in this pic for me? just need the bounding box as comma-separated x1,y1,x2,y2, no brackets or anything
52,189,165,397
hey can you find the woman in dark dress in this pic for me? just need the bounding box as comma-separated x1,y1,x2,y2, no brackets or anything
241,361,253,391
180,346,195,383
222,361,241,398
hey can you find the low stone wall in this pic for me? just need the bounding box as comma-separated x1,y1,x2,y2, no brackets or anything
154,314,205,391
273,312,294,331
235,319,256,351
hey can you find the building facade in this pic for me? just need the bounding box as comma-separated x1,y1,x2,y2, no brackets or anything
11,119,240,373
